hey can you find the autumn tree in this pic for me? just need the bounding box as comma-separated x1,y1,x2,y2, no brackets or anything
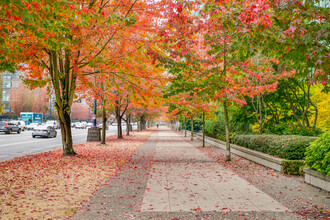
9,82,48,117
222,0,329,135
2,0,167,156
311,86,330,131
152,0,295,161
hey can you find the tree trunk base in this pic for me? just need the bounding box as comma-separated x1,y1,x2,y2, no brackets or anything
62,151,76,157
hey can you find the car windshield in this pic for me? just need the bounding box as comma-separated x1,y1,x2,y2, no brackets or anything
29,123,39,126
35,126,48,130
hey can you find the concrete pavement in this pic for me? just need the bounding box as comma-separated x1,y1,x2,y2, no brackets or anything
72,127,329,219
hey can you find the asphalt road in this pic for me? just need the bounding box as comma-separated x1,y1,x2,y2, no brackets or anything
0,126,126,162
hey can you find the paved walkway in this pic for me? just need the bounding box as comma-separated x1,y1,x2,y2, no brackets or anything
72,128,329,220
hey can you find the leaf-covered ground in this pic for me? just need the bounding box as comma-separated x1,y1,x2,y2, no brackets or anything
194,142,330,219
0,130,152,219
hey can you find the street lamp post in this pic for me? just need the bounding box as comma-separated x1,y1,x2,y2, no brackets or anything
87,69,101,142
93,99,97,127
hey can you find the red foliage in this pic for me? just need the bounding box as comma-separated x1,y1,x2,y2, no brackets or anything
70,103,90,120
9,82,48,117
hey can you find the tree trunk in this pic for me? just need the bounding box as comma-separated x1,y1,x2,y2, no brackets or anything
311,101,318,129
184,117,187,137
202,111,205,147
281,85,304,127
100,102,106,144
60,110,75,156
126,112,130,136
50,50,76,156
140,115,145,130
223,101,231,161
117,116,123,139
258,95,263,134
115,105,123,139
191,117,194,141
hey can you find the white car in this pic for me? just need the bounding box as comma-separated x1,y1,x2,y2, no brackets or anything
45,120,60,129
32,125,57,138
11,120,26,131
75,123,86,129
26,123,41,131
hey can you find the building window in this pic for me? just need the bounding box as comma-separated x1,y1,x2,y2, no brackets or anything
3,82,11,88
2,75,12,89
3,75,11,82
2,90,9,102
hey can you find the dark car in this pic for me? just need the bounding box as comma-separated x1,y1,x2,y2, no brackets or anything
0,121,22,134
32,125,57,138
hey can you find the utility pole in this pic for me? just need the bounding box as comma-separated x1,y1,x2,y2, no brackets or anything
93,99,97,127
87,70,101,142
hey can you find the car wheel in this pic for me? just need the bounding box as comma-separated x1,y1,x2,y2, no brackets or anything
54,132,57,137
32,135,35,138
17,129,21,134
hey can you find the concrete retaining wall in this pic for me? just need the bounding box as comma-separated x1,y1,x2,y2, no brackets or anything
181,131,329,191
303,167,330,192
194,133,284,172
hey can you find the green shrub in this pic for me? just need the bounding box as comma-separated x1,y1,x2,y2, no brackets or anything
282,160,304,175
204,109,253,142
305,132,330,176
266,122,323,137
231,135,317,160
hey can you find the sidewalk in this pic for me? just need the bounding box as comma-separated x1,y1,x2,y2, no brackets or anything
72,128,329,220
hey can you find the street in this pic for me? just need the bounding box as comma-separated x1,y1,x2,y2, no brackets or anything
0,125,131,162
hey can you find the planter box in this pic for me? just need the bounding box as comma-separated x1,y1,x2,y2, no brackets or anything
195,133,284,172
303,167,330,192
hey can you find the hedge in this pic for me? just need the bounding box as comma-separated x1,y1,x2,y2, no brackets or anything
231,134,317,160
305,131,330,176
282,160,305,175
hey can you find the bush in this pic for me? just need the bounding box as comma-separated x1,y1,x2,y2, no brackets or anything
282,160,304,175
184,118,203,132
305,132,330,176
205,119,226,141
231,134,317,160
266,122,323,137
204,109,252,142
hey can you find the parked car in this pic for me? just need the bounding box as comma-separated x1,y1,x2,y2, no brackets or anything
32,125,57,138
0,121,21,134
26,123,41,131
75,122,86,129
45,120,60,129
11,120,26,131
98,124,108,130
